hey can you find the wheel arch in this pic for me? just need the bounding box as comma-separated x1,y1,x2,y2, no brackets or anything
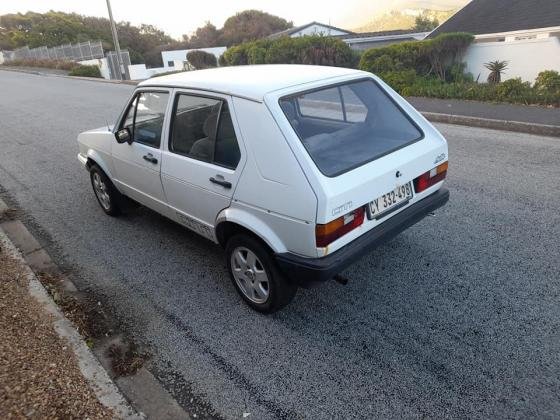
215,208,288,254
85,149,114,180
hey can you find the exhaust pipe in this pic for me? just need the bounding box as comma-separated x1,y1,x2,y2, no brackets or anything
333,274,349,285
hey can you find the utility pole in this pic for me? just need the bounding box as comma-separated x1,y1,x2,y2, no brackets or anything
105,0,129,80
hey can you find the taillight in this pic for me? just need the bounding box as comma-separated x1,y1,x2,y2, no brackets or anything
316,207,365,247
414,161,448,193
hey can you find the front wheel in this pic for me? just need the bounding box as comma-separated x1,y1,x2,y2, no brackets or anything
225,234,297,313
90,165,121,216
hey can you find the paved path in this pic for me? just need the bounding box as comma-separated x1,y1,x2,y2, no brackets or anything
408,96,560,126
1,71,559,419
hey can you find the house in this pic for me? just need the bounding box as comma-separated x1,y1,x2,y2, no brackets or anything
335,29,429,51
268,22,428,51
161,46,227,69
428,0,560,82
267,22,352,39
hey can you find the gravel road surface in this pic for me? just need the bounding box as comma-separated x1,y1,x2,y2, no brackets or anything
1,70,559,419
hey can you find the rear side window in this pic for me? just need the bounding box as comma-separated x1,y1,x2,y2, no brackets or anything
170,94,241,169
280,79,422,177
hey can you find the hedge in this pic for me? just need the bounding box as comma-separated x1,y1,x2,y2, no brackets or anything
395,73,560,107
359,32,474,81
2,58,77,71
68,65,102,78
186,50,217,69
221,35,358,68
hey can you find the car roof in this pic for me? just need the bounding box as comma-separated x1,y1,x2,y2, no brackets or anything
138,64,368,102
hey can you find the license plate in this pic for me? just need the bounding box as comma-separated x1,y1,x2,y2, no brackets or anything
367,182,413,219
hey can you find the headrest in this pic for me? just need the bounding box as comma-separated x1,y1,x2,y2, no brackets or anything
203,103,221,137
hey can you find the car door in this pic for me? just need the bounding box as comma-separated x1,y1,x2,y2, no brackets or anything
111,89,171,215
160,91,246,240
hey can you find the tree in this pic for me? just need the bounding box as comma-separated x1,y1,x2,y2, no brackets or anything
484,60,508,84
220,10,292,46
188,22,221,48
413,14,439,32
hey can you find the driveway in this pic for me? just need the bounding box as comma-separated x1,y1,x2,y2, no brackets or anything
1,70,559,419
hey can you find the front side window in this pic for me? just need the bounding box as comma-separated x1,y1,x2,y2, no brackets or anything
280,79,422,177
170,94,241,169
121,91,169,148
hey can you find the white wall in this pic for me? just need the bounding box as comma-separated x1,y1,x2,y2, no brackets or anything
128,63,182,80
78,58,110,79
292,24,349,37
161,46,227,68
463,36,560,83
0,51,4,65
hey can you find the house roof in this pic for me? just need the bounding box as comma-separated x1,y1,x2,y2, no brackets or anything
334,29,422,40
267,22,353,39
429,0,560,38
139,64,367,101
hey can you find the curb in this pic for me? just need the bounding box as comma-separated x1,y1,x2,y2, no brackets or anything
422,111,560,138
0,197,190,420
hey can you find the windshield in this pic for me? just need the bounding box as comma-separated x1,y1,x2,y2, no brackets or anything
279,79,423,177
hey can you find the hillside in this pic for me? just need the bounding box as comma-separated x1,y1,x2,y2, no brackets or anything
354,8,456,32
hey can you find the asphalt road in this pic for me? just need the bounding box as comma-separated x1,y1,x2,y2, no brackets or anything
1,70,559,419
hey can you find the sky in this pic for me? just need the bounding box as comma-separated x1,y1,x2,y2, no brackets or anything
0,0,466,39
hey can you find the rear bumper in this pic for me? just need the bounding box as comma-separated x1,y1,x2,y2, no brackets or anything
275,187,449,287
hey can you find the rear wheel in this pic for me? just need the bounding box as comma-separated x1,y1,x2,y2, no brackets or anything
90,165,121,216
225,234,297,313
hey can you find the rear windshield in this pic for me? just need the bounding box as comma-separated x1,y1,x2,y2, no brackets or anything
279,79,423,177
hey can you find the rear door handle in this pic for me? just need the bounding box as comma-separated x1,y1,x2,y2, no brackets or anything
209,176,232,189
143,153,158,164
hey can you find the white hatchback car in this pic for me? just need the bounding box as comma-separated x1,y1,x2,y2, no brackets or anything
77,65,449,313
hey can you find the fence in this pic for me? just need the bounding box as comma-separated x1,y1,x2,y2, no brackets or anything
106,50,131,80
9,41,104,62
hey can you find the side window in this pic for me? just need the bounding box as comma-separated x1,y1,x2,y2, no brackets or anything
120,91,169,148
170,94,241,169
297,86,344,121
341,85,367,123
214,102,241,169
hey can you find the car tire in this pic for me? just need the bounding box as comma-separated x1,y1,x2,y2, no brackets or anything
225,234,297,313
89,165,122,216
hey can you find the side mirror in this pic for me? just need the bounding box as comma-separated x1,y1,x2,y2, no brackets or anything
115,128,132,144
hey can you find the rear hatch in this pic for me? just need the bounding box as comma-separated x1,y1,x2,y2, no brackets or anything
277,77,448,256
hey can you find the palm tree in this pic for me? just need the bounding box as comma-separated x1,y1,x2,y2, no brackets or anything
484,60,508,84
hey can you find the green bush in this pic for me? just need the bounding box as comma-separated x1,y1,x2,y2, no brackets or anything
68,65,102,78
186,50,217,69
495,78,531,99
378,70,417,92
3,58,76,70
359,32,474,81
222,36,356,68
534,70,560,95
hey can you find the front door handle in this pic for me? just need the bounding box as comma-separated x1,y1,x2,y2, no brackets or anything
143,153,158,164
209,176,232,189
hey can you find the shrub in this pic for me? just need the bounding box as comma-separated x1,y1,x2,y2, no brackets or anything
359,32,474,81
186,50,217,69
221,36,356,68
534,70,560,95
379,70,417,92
68,65,102,78
3,58,76,71
495,78,531,99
